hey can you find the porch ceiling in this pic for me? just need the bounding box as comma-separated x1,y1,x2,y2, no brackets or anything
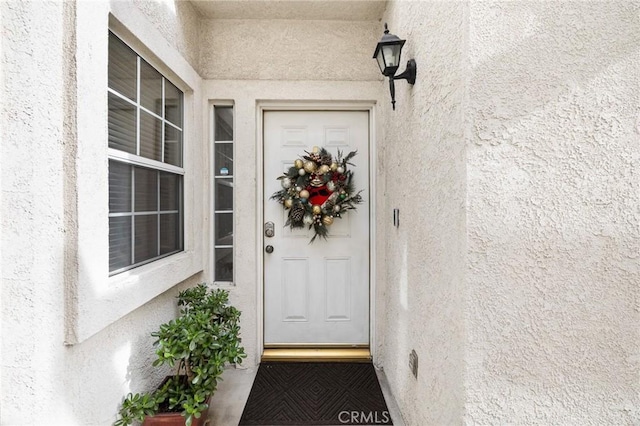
190,0,387,21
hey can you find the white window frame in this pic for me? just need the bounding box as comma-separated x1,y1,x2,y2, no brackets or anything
211,101,235,286
66,3,203,344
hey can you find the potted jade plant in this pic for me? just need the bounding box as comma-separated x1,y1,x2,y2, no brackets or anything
115,284,246,426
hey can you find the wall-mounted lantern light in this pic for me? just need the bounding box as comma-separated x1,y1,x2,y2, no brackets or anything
373,23,416,110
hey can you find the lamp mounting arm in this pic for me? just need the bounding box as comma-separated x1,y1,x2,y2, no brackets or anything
392,59,417,85
387,59,416,110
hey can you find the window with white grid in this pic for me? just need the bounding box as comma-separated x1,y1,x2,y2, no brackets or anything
108,31,184,274
213,105,234,284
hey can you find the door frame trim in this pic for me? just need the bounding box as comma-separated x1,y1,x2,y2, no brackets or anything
256,101,378,362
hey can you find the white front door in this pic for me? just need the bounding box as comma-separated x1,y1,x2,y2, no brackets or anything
263,110,370,345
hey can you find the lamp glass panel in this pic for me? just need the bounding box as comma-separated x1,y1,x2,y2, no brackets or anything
382,44,401,68
376,50,386,73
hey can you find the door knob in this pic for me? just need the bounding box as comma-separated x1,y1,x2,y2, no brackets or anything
265,245,274,254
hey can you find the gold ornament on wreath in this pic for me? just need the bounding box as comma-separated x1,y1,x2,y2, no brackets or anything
271,146,364,243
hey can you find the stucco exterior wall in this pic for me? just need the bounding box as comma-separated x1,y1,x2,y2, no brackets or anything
1,1,205,424
378,2,468,425
132,0,201,72
2,0,68,420
199,18,381,81
466,2,640,424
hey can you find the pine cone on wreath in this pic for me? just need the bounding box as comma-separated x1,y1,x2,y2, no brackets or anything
320,152,332,165
322,199,335,212
290,204,305,224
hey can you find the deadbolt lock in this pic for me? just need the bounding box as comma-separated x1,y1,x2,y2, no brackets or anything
265,221,275,238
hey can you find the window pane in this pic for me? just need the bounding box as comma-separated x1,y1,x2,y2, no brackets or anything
135,167,157,212
164,124,182,167
214,106,233,141
108,93,136,154
215,178,233,211
110,216,132,272
215,143,233,176
160,172,180,211
165,80,183,128
108,32,137,101
215,248,233,282
160,213,181,255
140,59,162,116
109,160,132,213
215,213,233,246
140,110,162,161
135,215,158,263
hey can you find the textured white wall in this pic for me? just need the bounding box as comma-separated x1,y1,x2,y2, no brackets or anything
199,18,381,81
1,0,204,424
192,0,386,21
379,1,640,425
466,1,640,424
378,2,468,425
1,1,77,421
132,0,201,72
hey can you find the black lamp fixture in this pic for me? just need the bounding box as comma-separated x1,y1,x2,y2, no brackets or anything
373,23,417,110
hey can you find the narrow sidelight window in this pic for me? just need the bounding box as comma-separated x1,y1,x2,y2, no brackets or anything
213,105,234,284
108,32,184,275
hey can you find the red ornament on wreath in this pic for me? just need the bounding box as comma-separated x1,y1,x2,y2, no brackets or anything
308,185,332,206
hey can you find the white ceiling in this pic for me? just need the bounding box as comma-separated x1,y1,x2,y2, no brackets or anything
190,0,387,21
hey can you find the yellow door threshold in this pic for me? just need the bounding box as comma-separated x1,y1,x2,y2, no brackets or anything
262,348,371,362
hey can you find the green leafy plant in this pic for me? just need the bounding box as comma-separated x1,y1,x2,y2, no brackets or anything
115,284,246,426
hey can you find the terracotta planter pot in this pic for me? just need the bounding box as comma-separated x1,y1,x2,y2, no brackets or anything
142,376,211,426
142,408,210,426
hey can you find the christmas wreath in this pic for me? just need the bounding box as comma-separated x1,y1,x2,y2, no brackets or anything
271,146,364,243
